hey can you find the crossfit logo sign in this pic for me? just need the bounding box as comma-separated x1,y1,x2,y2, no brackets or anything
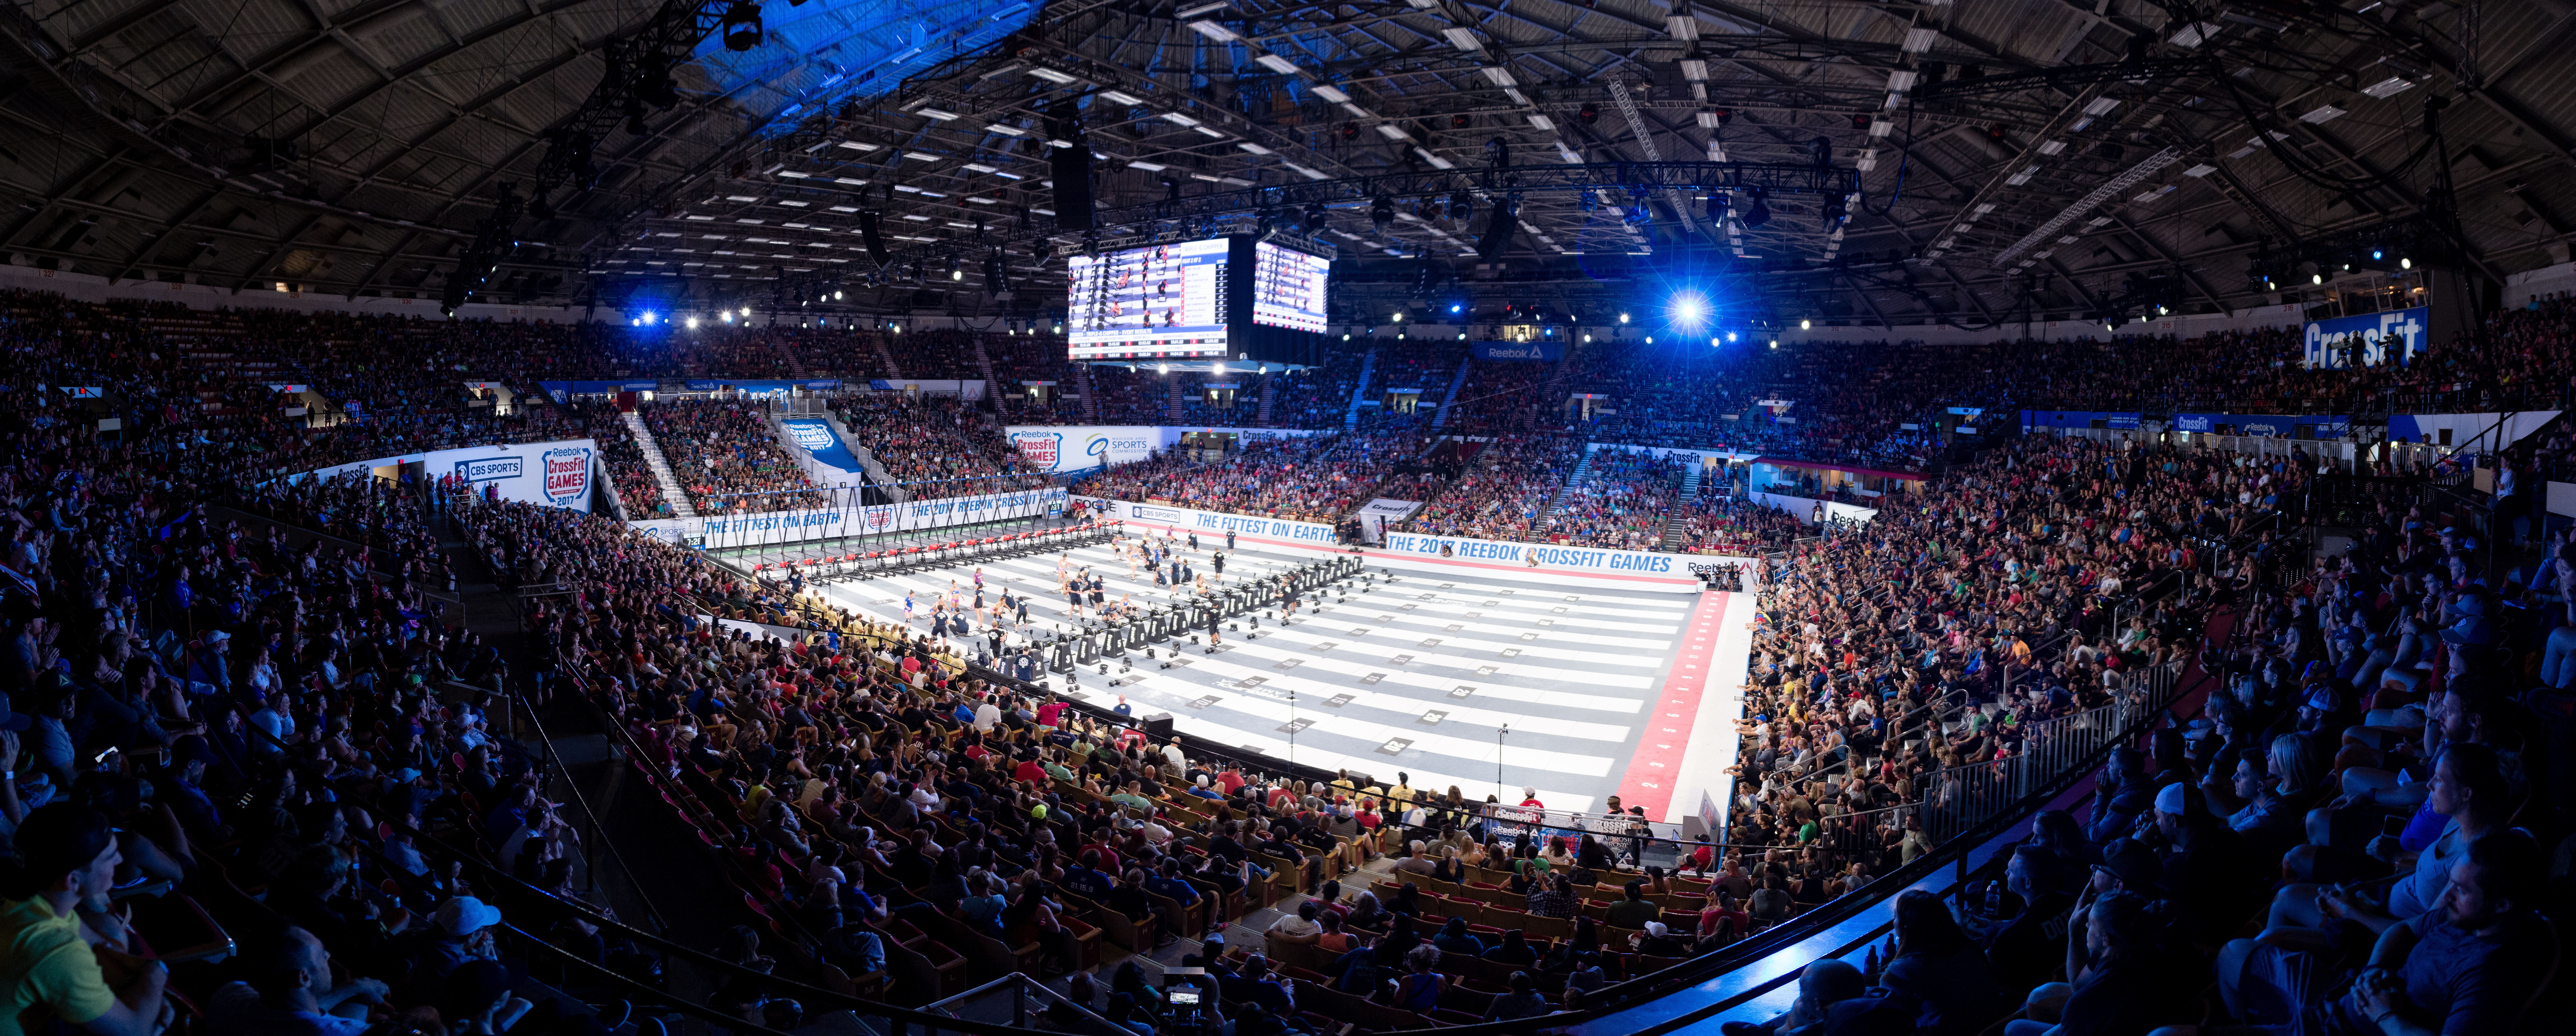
784,420,836,451
453,455,524,483
1013,431,1063,470
542,447,592,506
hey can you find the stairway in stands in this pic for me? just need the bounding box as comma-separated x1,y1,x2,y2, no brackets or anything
872,333,904,380
778,338,812,379
1342,346,1377,430
1073,362,1101,421
620,411,699,519
1542,443,1595,520
970,335,1001,410
1165,377,1185,422
1657,462,1702,550
1428,354,1473,430
1254,373,1279,426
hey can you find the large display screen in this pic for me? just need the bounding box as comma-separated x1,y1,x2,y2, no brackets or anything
1066,238,1230,361
1252,241,1331,333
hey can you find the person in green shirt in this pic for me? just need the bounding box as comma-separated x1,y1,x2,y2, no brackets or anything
0,806,172,1036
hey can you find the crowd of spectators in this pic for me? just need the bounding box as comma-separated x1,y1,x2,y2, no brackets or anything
1396,437,1585,541
832,394,1052,500
8,283,2576,1036
1547,448,1686,550
1441,359,1559,438
1719,437,2574,1036
1078,427,1428,523
1664,493,1804,555
640,399,831,513
1089,365,1175,425
0,355,677,1036
1265,342,1370,430
881,328,985,381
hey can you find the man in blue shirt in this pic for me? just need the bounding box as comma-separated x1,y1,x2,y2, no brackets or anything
1063,850,1116,900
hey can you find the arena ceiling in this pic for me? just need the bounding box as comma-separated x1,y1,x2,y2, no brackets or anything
3,0,2573,327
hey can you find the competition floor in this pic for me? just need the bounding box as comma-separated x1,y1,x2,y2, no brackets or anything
811,534,1752,816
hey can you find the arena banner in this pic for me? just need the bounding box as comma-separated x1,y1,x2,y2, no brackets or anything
2171,413,2349,437
1002,424,1329,473
1005,425,1161,472
538,379,659,402
680,379,843,395
777,417,868,487
631,485,1070,550
285,438,597,512
1353,498,1421,544
2021,410,2143,430
1081,497,1733,585
2302,306,2425,369
429,440,597,511
1471,341,1565,361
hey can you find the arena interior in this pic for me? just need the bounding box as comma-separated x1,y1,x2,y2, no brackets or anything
2,0,2575,1034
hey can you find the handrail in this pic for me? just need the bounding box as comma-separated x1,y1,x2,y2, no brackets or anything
493,679,672,935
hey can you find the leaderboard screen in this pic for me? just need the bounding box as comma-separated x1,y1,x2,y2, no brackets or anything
1066,238,1230,361
1252,241,1331,333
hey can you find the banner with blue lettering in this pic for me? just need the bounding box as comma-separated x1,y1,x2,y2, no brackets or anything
2171,413,2349,437
1002,426,1161,472
2303,306,2425,369
1472,341,1566,361
540,379,658,402
627,486,1070,550
2023,410,2142,430
779,418,865,478
1083,498,1735,586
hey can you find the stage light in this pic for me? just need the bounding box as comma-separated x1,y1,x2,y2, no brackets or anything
1770,340,1778,348
1645,337,1653,344
1618,312,1629,323
1449,304,1462,314
834,290,843,299
2312,273,2323,284
686,317,698,328
721,312,732,323
1727,332,1738,342
1800,319,1811,329
1670,291,1708,327
1711,337,1719,346
1158,363,1169,373
2372,248,2384,261
1391,312,1402,322
1458,333,1467,340
721,1,762,51
2401,257,2413,269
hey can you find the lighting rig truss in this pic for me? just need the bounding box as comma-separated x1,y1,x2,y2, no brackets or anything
2243,219,2449,291
1089,161,1863,229
1911,55,2216,103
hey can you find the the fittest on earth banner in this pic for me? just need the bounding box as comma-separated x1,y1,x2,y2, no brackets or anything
629,486,1070,550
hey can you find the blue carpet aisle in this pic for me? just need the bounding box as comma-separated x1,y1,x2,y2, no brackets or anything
812,535,1728,811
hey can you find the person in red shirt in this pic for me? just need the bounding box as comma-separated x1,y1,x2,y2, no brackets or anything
1216,767,1246,796
1014,755,1049,785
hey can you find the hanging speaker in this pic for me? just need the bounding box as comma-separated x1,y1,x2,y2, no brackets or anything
1475,196,1519,259
1050,141,1094,232
858,211,888,264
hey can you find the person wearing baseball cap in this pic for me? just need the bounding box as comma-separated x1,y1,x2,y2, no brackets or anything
0,805,172,1036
